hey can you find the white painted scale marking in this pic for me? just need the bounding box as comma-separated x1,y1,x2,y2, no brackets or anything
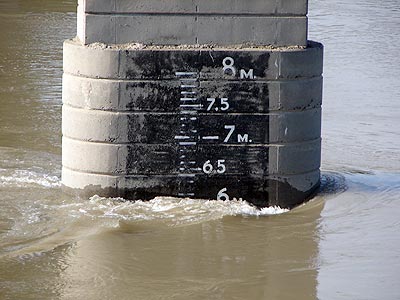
179,141,197,146
176,71,200,197
180,97,198,101
202,136,219,140
175,56,257,200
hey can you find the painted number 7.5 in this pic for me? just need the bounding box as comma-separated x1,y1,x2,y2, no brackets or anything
206,98,229,112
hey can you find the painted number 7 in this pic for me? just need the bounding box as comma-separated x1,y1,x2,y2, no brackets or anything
224,125,235,143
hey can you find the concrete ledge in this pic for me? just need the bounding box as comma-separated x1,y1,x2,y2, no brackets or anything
197,0,308,15
63,39,323,80
79,14,307,46
268,77,323,111
269,108,321,143
62,105,321,144
80,0,308,15
268,170,320,207
62,74,120,110
62,137,320,175
77,0,308,46
61,168,319,208
62,168,118,190
63,40,119,78
276,41,324,79
63,73,322,112
269,139,321,174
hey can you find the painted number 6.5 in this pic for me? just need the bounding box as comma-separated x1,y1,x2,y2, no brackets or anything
202,160,226,174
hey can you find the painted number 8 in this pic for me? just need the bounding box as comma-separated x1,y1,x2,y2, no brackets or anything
222,57,236,76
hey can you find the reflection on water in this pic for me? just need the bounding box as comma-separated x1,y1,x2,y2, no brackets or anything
58,202,322,300
0,195,324,300
1,0,400,299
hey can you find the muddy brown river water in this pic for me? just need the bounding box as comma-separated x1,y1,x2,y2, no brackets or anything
0,1,400,299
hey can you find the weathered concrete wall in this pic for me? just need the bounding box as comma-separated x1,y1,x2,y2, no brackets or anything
63,40,322,79
62,106,321,144
62,39,323,208
77,0,308,46
81,0,308,14
62,137,321,176
63,73,322,113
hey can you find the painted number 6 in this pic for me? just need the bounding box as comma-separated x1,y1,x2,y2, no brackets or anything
217,188,230,201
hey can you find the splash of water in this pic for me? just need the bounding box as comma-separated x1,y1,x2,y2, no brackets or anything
0,169,61,188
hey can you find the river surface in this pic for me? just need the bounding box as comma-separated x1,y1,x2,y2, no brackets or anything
0,1,399,299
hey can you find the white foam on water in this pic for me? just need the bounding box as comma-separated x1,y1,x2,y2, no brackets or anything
0,169,61,188
0,190,288,258
68,195,290,227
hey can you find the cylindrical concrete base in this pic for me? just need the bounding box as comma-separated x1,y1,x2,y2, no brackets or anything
62,40,323,208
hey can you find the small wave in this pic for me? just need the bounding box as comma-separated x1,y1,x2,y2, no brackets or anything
65,196,289,227
0,169,61,188
319,171,348,196
0,195,288,259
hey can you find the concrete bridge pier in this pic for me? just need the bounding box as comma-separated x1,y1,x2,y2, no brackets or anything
62,0,323,208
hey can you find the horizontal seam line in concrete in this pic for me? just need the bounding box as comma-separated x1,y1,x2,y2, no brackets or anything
65,45,309,53
63,72,322,82
63,103,321,115
62,165,320,177
66,38,320,50
63,73,323,83
269,168,321,177
85,12,306,18
62,165,267,177
62,135,321,147
63,102,322,114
